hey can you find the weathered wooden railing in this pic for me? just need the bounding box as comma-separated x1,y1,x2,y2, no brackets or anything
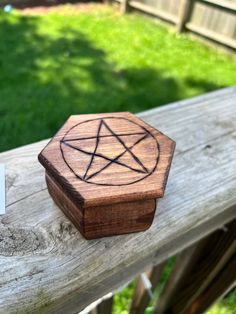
0,86,236,314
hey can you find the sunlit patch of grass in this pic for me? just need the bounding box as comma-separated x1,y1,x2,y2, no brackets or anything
1,5,236,314
1,5,236,151
207,291,236,314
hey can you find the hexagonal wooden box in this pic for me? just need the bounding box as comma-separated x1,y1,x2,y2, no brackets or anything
38,112,175,239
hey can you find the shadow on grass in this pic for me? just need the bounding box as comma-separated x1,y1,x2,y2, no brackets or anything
0,13,222,151
1,0,96,9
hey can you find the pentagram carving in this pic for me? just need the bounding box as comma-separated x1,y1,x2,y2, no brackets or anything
60,117,160,186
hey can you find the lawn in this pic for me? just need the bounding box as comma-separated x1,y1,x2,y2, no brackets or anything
0,4,236,152
0,4,236,313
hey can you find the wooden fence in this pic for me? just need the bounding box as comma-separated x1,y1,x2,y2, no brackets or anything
2,0,235,49
118,0,236,50
91,218,236,314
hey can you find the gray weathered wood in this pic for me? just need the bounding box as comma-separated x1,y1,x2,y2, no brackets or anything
176,0,194,32
116,0,236,50
129,1,178,23
0,86,236,314
120,0,129,14
201,0,236,13
186,22,236,49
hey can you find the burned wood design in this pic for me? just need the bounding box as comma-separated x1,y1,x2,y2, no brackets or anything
38,112,175,239
60,117,160,186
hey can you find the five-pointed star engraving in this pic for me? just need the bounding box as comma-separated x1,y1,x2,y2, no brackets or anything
61,119,150,181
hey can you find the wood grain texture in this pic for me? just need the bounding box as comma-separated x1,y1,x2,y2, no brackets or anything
130,262,166,314
39,112,174,238
176,0,194,33
38,112,175,207
154,219,236,313
0,86,236,313
91,297,113,314
185,254,236,314
46,172,156,239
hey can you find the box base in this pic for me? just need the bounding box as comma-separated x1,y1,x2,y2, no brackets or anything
46,173,157,239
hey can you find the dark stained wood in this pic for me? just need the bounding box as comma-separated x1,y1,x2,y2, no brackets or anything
47,170,157,239
91,297,113,314
154,219,236,314
153,241,206,314
130,262,166,314
184,254,236,314
39,112,175,239
84,199,156,239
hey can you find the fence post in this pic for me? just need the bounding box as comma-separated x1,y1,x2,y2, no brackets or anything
130,262,166,314
90,296,113,314
121,0,129,14
176,0,194,32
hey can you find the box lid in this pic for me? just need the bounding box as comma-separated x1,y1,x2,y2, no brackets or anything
38,112,175,208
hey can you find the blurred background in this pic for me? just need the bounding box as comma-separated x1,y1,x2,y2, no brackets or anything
0,0,235,313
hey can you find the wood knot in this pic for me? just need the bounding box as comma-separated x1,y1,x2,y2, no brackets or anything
0,226,47,256
204,144,212,149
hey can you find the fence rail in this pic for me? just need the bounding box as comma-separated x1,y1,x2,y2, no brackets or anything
91,219,236,314
0,86,236,314
118,0,236,50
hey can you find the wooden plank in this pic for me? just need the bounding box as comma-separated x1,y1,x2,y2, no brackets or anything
130,262,166,314
120,0,129,14
176,0,194,32
179,221,236,313
153,241,207,314
154,219,236,313
91,297,113,314
0,87,236,313
170,0,181,16
185,254,236,314
186,22,236,49
46,173,157,239
201,0,236,12
128,1,178,23
225,13,236,38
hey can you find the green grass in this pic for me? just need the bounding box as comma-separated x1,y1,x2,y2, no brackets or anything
0,5,236,151
113,258,236,314
114,288,236,314
0,5,236,313
113,258,176,313
114,285,236,314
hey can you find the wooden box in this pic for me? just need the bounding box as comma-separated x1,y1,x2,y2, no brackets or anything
38,112,175,239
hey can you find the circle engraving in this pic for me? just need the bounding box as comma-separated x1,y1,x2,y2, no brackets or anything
60,117,159,186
